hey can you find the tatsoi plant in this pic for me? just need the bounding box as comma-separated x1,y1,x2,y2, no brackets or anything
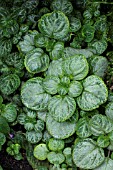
1,0,113,170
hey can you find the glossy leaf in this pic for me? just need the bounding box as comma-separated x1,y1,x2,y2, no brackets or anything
38,11,69,40
0,38,12,57
77,75,108,111
97,135,110,148
90,40,107,55
0,74,20,95
63,55,89,80
34,144,49,160
47,152,65,165
46,114,76,139
48,95,76,122
73,138,105,169
25,48,49,74
21,77,51,111
26,131,42,144
69,17,81,32
34,33,49,48
68,81,83,97
51,0,73,15
89,114,113,136
48,138,64,151
82,24,95,42
94,158,113,170
105,102,113,121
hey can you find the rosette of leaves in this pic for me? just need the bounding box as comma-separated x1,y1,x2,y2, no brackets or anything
38,11,69,40
21,77,51,111
73,138,105,169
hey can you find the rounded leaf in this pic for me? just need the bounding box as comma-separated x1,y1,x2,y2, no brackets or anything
1,103,17,122
26,131,42,144
38,11,69,40
73,138,105,169
97,135,109,148
24,123,34,131
34,144,49,160
94,158,113,170
34,33,49,48
0,132,6,145
69,17,81,32
48,138,65,151
0,116,10,134
48,95,76,122
51,0,73,15
46,114,76,139
34,120,44,132
90,40,107,55
77,75,108,111
89,114,113,136
47,152,65,165
68,81,83,97
105,102,113,121
25,48,49,74
0,38,12,57
21,77,51,110
0,74,20,95
63,55,89,80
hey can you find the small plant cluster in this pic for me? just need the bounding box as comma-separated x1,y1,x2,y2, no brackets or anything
0,0,113,169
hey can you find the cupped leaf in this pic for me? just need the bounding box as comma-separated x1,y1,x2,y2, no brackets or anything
24,48,49,74
94,158,113,170
34,144,49,160
68,81,83,97
48,138,64,151
89,114,113,136
105,102,113,121
46,58,64,78
34,120,44,132
73,138,105,169
21,77,51,111
77,75,108,111
88,55,108,78
46,114,76,139
0,74,20,95
47,152,65,165
17,30,39,54
97,135,110,148
69,17,81,32
49,42,64,60
34,33,49,48
26,131,42,144
82,24,95,42
38,11,69,40
24,123,34,131
63,47,95,59
76,117,92,138
51,0,73,15
63,55,89,80
48,95,76,122
43,76,60,95
1,103,17,122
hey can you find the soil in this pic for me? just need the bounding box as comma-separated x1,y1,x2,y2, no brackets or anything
0,146,33,170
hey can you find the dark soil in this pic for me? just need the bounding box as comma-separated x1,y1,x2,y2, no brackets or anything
0,147,33,170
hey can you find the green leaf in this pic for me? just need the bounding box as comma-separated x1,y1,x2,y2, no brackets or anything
94,158,113,170
0,116,10,134
90,40,107,55
49,42,64,60
46,114,76,139
38,11,69,40
47,152,65,165
77,75,108,111
68,81,83,97
82,24,95,42
34,33,49,48
0,74,20,95
1,103,17,122
69,17,81,32
48,138,64,151
34,144,49,160
0,38,12,57
63,55,89,80
43,76,60,95
17,30,39,54
88,55,108,78
0,132,6,145
26,131,42,144
105,102,113,121
48,95,76,122
21,77,51,111
25,48,49,74
76,117,92,138
89,114,113,136
97,135,110,148
73,138,105,169
51,0,73,15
